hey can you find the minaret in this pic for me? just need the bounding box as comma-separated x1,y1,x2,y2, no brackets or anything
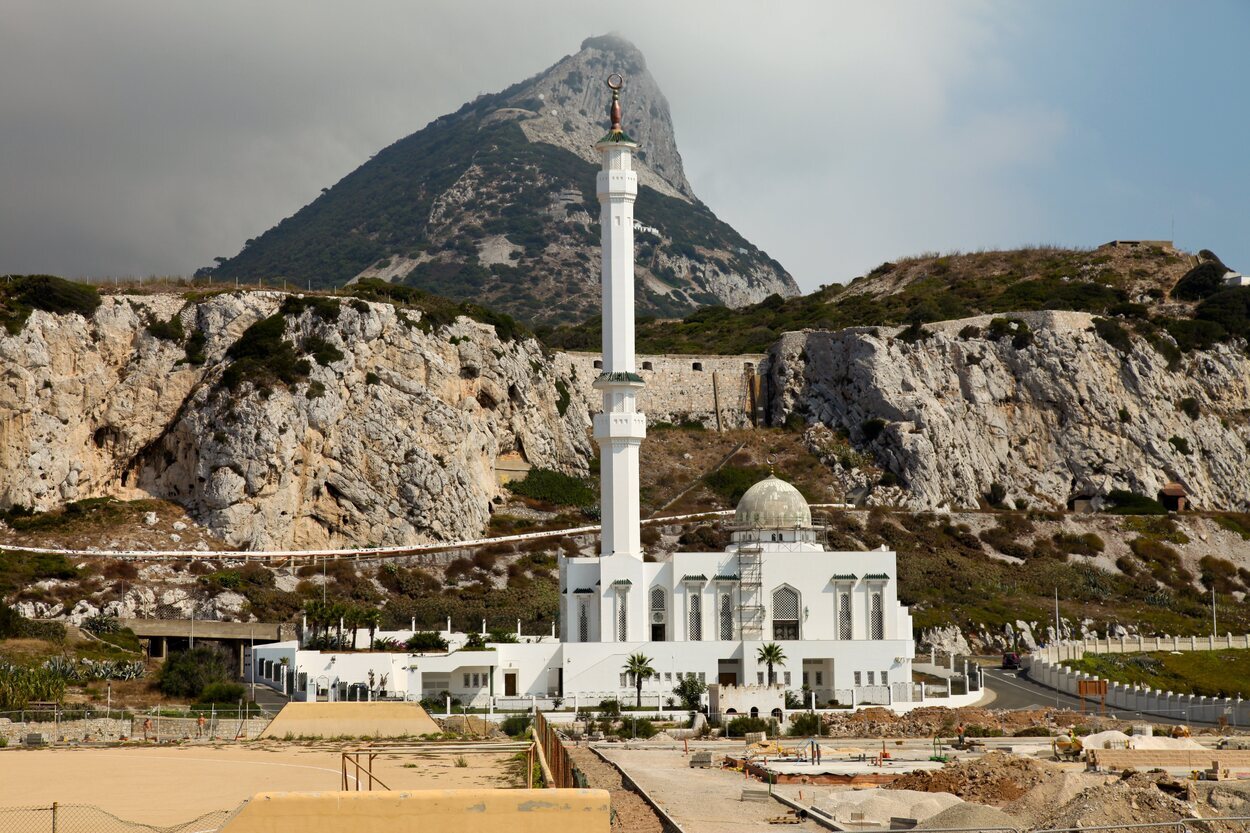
593,74,645,560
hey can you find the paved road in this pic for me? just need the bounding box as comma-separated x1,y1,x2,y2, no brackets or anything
982,667,1213,726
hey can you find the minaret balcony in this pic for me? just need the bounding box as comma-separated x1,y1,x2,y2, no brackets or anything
593,412,647,441
596,170,638,197
592,371,645,389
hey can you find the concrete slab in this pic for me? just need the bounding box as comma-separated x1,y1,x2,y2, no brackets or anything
260,701,441,739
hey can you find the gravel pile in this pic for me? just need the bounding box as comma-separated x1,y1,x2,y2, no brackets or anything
1038,775,1196,830
819,706,1133,739
1082,729,1205,750
917,802,1021,830
817,788,962,825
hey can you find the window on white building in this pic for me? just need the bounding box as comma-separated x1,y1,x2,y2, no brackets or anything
771,586,800,640
802,672,808,686
650,586,667,641
757,672,765,685
871,592,884,640
882,671,889,686
719,592,734,640
783,671,791,685
854,671,862,686
815,671,823,686
620,673,627,687
838,592,852,639
688,591,702,641
616,591,628,642
578,601,589,642
698,672,706,683
463,673,470,687
867,671,875,686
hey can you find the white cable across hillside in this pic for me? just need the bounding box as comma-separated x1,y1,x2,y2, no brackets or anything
0,504,851,562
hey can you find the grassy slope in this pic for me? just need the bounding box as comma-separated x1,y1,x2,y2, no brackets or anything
1061,649,1250,697
545,244,1250,355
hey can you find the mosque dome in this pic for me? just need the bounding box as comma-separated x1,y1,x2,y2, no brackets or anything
733,475,812,529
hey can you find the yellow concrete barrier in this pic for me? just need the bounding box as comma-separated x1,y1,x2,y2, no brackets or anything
220,788,611,833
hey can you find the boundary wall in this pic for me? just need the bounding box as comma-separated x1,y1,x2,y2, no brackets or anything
558,351,767,429
1023,634,1250,724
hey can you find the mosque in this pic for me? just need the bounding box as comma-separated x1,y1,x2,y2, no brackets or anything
251,77,914,713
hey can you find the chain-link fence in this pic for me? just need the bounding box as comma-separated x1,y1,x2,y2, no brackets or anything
0,804,233,833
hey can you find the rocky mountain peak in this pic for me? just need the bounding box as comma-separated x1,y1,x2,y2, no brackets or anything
204,36,798,325
500,33,693,200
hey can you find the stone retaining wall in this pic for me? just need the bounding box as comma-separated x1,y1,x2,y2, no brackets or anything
0,715,271,744
559,351,766,429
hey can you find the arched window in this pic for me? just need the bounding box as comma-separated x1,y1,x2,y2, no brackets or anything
749,706,759,719
871,592,884,640
688,590,702,641
578,601,589,643
719,592,734,641
838,593,852,640
650,586,667,641
771,586,800,640
771,708,783,720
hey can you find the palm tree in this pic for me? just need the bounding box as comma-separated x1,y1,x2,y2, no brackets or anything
757,643,787,686
623,653,655,708
363,608,382,650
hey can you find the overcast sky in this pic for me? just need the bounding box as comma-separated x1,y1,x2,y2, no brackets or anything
1,1,1246,292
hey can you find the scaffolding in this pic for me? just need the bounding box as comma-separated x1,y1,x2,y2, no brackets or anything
730,522,830,642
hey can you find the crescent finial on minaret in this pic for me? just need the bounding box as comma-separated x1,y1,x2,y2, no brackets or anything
607,74,623,133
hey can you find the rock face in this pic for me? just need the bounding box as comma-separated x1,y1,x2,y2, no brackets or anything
768,311,1250,511
0,292,592,549
202,34,798,325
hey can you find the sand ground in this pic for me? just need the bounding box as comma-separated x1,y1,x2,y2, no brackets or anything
0,742,520,826
596,747,825,833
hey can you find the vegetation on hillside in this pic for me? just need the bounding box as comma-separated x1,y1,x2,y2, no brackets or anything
1061,649,1250,698
0,275,101,335
543,246,1249,355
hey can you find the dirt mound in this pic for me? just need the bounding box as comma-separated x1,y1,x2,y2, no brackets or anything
917,802,1021,830
1006,771,1102,825
886,751,1055,805
1039,774,1197,830
820,706,1128,739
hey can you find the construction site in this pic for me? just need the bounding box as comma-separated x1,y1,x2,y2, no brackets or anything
2,700,1250,833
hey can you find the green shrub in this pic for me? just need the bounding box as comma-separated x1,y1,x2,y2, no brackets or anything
1052,532,1104,556
861,418,887,441
183,330,207,365
554,380,571,416
0,275,101,335
1093,317,1133,353
157,646,235,698
1168,436,1192,455
220,314,310,393
704,464,771,504
304,335,344,366
365,371,381,385
280,295,341,321
197,681,246,704
1195,287,1250,342
787,712,822,736
1171,260,1230,301
1104,490,1167,515
1178,398,1200,420
147,314,185,342
499,714,532,737
616,717,658,739
507,467,594,507
406,631,449,652
725,716,770,737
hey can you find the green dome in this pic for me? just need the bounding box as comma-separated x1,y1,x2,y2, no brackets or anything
734,475,812,529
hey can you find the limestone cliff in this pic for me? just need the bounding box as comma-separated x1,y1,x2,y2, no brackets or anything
0,292,592,549
768,311,1250,511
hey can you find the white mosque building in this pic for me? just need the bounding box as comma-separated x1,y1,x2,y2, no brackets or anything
250,76,915,713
